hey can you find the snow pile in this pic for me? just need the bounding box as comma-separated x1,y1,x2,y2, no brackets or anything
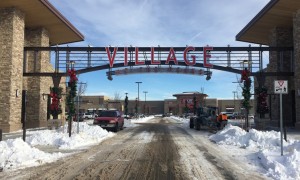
0,138,65,171
0,122,114,171
130,115,155,123
210,125,300,180
169,116,189,126
27,122,114,149
0,117,156,171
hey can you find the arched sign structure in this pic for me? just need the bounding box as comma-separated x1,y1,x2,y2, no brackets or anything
23,46,294,83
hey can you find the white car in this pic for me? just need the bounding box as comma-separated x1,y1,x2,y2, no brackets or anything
248,114,254,120
82,113,95,119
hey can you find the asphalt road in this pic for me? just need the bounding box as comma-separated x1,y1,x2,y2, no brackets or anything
0,117,268,180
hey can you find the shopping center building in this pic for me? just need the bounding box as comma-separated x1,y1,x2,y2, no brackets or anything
78,93,255,116
1,0,300,132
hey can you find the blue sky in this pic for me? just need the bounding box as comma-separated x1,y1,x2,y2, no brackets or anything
49,0,270,100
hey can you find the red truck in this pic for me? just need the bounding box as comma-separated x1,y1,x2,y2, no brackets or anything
93,110,124,132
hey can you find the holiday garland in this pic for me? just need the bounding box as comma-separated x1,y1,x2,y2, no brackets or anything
67,68,78,120
240,68,252,110
255,86,269,115
49,87,62,118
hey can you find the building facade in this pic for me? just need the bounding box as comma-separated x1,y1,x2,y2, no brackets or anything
0,1,84,132
236,0,300,128
78,94,255,117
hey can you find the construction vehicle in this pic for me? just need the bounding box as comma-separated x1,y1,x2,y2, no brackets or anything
189,107,218,130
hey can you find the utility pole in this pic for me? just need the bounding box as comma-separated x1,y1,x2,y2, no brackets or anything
76,82,86,133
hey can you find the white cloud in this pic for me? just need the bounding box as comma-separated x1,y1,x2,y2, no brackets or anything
49,0,270,100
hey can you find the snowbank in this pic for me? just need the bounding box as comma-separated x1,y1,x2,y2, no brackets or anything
209,125,300,180
0,122,114,171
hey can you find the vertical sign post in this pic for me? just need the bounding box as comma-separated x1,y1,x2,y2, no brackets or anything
274,80,288,156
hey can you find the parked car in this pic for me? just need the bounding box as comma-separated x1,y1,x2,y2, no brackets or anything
122,114,132,119
82,113,94,119
93,110,124,132
248,114,254,120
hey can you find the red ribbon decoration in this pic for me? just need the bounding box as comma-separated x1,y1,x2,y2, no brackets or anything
240,68,250,82
68,68,78,83
50,92,59,111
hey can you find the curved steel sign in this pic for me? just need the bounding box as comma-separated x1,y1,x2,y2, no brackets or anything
23,46,293,77
105,46,213,68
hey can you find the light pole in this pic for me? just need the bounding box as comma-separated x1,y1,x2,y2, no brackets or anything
76,82,86,133
125,93,128,117
106,99,110,110
135,82,142,116
67,60,75,137
143,91,148,114
232,91,237,112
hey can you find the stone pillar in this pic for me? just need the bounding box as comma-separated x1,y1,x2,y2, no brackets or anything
24,28,52,128
0,8,24,132
266,27,293,127
293,10,300,129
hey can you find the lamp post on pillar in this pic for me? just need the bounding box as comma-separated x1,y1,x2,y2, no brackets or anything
67,60,76,137
135,82,142,116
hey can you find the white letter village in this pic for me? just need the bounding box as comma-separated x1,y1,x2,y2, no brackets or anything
105,46,214,68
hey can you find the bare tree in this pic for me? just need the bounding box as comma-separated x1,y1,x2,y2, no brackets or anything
114,92,122,101
78,82,87,96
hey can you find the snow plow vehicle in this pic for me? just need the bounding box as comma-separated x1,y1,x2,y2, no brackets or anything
189,107,218,131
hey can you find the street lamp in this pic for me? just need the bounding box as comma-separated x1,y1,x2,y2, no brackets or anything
106,99,110,110
135,82,142,115
125,93,128,117
232,91,237,112
143,91,148,114
76,82,86,133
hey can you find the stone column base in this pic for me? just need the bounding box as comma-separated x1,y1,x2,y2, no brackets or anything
295,122,300,130
254,118,271,130
0,123,22,133
26,120,48,129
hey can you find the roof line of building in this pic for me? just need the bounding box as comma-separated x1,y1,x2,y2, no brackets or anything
235,0,278,42
40,0,84,43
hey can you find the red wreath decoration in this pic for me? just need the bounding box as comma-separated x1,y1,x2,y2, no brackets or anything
49,87,62,118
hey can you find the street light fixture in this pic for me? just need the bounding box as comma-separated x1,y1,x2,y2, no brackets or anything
135,82,142,116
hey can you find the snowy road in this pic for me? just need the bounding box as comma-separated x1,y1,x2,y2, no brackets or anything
0,117,268,180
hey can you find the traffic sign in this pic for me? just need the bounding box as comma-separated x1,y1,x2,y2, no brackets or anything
274,80,288,156
274,80,288,94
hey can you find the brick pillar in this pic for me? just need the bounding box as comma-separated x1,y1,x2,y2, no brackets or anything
24,28,52,128
265,27,293,127
293,10,300,129
24,28,67,128
0,8,24,132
